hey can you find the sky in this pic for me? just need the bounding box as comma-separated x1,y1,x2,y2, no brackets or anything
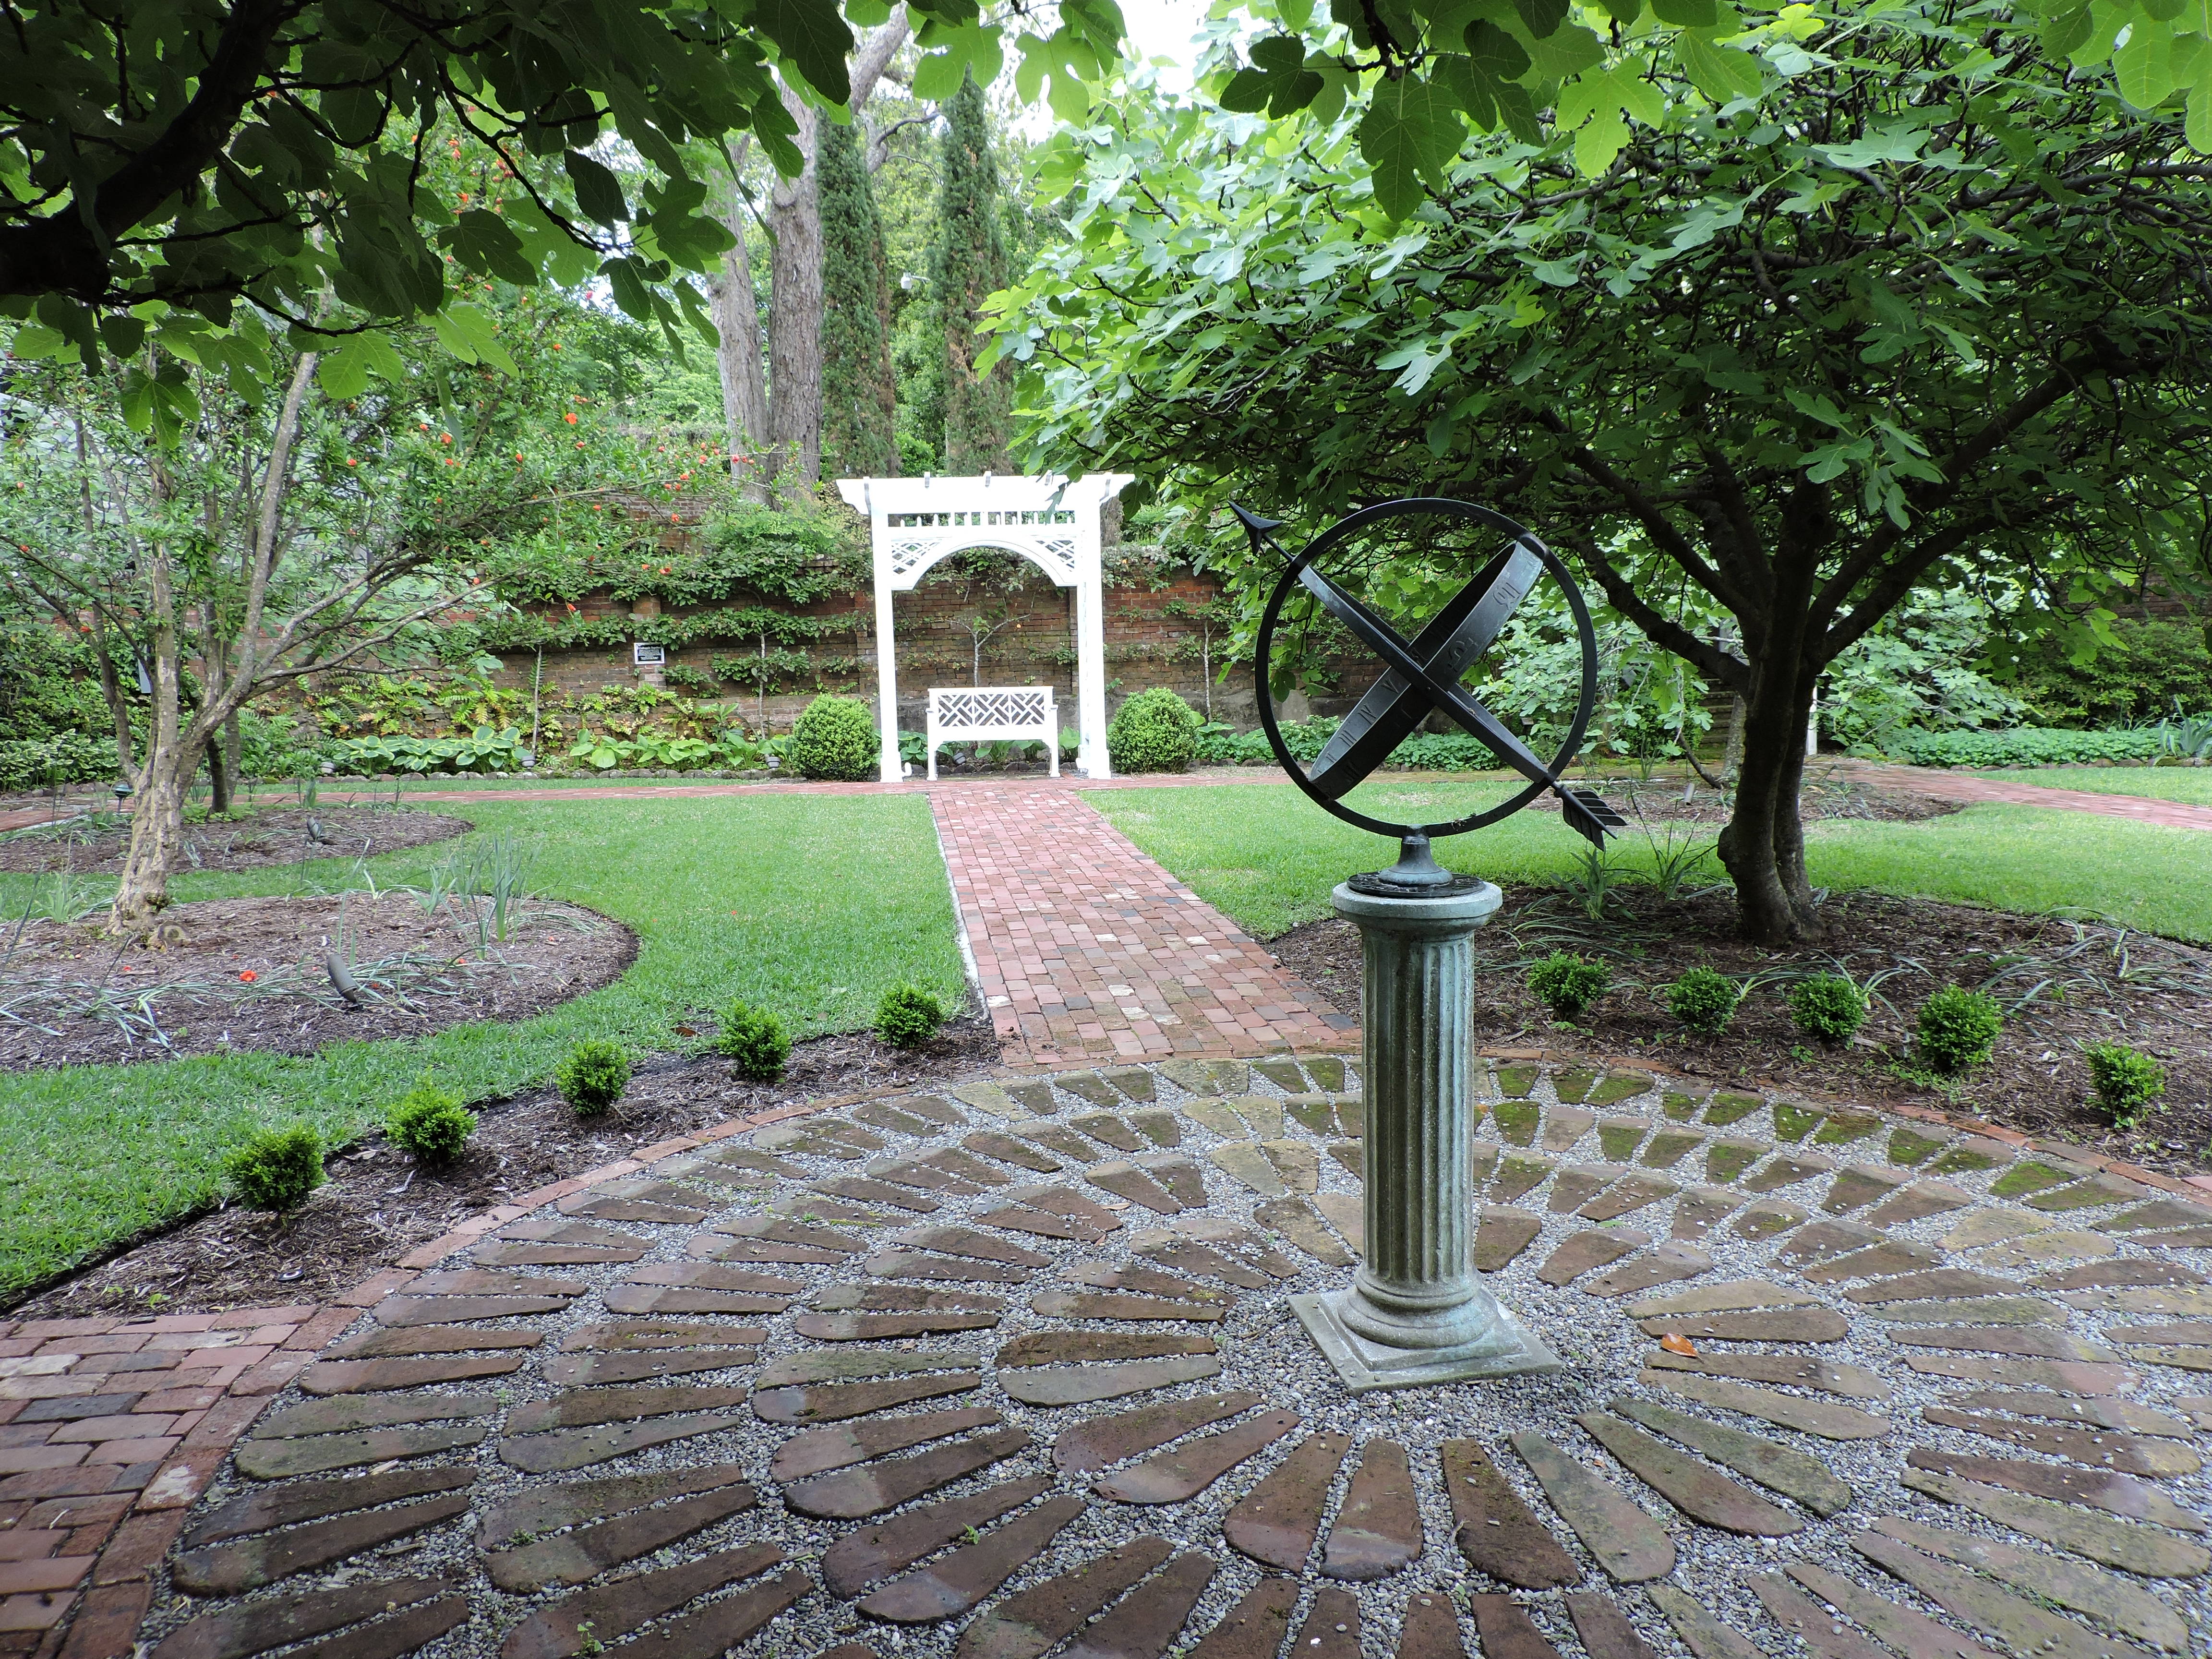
1115,0,1207,93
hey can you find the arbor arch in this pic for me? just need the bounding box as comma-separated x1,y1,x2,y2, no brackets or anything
836,472,1133,781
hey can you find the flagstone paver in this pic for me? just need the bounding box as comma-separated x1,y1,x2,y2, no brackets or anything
24,1057,2212,1659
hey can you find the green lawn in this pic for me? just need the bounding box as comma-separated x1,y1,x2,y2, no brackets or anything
1973,766,2212,806
1093,781,2212,943
0,794,962,1299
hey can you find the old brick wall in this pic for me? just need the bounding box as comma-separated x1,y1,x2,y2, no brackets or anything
491,562,1255,734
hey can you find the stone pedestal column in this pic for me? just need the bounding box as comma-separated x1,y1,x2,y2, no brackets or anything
1292,878,1562,1391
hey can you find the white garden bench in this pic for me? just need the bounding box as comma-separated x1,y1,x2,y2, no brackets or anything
926,686,1058,780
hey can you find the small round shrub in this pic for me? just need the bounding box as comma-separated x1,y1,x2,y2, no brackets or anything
2083,1041,2167,1127
1526,952,1610,1022
1664,966,1742,1035
386,1077,476,1165
791,695,879,781
1916,985,2003,1074
1107,687,1202,774
876,984,946,1049
1787,974,1869,1044
226,1125,325,1212
557,1039,631,1115
718,1000,791,1082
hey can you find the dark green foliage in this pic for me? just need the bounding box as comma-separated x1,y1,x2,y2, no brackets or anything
1788,974,1869,1044
1883,726,2170,768
385,1078,477,1165
876,983,946,1048
1527,952,1609,1021
1664,967,1742,1036
557,1040,631,1116
820,120,899,479
792,695,879,780
718,1000,791,1082
2083,1041,2167,1127
226,1126,325,1212
932,73,1012,472
2004,619,2212,728
0,732,117,790
1916,986,2003,1074
1107,688,1202,773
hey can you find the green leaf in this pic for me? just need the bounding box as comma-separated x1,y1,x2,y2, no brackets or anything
1526,20,1608,80
1572,108,1629,175
1682,31,1765,101
317,338,373,401
1515,0,1571,37
2039,5,2096,55
1465,20,1533,80
448,210,537,286
1220,67,1273,111
2189,81,2212,147
98,315,146,358
2116,16,2177,105
9,323,69,361
753,0,855,100
1251,33,1306,72
1359,73,1460,219
565,152,629,226
1652,0,1719,21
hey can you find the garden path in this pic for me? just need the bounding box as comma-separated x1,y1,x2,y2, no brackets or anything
1833,760,2212,832
928,784,1351,1067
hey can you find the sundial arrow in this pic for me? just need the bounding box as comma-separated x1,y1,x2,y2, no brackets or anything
1296,565,1564,798
1307,545,1544,800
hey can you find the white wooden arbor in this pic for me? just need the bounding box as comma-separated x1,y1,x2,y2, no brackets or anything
835,472,1134,784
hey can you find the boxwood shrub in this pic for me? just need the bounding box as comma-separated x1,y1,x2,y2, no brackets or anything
792,695,878,781
1108,688,1202,773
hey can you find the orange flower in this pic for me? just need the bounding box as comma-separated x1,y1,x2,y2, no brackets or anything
239,970,257,983
564,412,578,425
440,433,452,444
345,458,357,467
550,343,563,351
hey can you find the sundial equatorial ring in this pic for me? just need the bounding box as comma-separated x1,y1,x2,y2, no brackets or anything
1236,496,1624,888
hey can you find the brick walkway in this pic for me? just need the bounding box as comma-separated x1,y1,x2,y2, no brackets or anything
929,785,1352,1067
0,1303,350,1658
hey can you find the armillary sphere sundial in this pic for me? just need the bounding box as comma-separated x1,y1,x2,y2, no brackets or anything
1233,495,1625,1391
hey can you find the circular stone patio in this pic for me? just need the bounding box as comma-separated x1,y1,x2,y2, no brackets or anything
137,1057,2212,1659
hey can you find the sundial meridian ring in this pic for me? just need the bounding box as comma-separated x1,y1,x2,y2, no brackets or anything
1242,495,1623,856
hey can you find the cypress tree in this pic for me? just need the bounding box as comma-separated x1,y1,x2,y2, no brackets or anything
931,72,1011,473
818,118,900,478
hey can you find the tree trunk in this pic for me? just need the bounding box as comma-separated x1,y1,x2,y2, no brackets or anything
111,546,187,933
207,727,232,814
1717,665,1821,945
767,97,825,491
712,151,772,499
222,709,241,807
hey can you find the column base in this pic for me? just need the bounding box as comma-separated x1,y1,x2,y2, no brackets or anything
1291,1289,1564,1394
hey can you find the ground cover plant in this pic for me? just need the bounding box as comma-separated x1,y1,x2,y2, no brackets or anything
1526,952,1609,1022
224,1126,324,1213
0,792,964,1300
2085,1042,2168,1129
1915,986,2005,1075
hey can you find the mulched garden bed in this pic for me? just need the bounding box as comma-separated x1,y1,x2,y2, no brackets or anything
4,1013,1001,1320
0,805,471,873
0,890,634,1068
1581,767,1958,824
1271,885,2212,1177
